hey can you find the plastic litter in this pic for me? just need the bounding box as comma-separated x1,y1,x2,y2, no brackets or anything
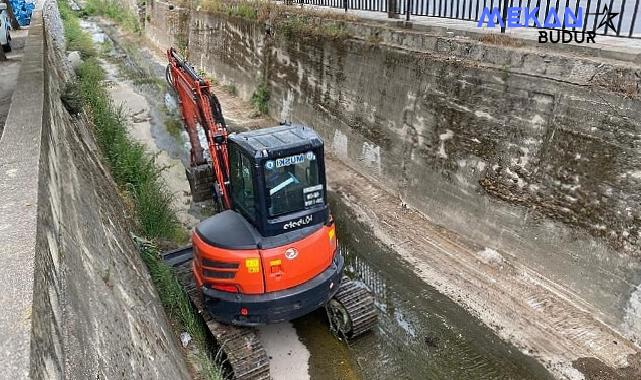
179,332,192,348
8,0,34,26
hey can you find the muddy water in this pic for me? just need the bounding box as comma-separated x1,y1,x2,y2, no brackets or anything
292,197,553,379
84,19,551,380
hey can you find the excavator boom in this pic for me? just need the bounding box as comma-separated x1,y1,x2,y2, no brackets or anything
165,48,231,208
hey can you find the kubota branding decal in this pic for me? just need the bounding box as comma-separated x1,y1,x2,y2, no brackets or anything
275,153,305,168
284,248,299,260
283,215,313,230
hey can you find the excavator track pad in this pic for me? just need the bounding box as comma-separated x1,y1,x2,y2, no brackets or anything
326,277,378,340
162,246,270,380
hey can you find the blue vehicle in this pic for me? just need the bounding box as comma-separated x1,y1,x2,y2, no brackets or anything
0,3,10,53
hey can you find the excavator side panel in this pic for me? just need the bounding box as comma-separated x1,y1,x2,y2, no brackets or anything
192,232,265,295
260,224,337,293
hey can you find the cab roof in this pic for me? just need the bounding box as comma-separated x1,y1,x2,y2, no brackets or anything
229,124,323,158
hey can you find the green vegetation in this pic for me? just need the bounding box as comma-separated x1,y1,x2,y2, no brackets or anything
198,0,350,40
59,0,96,58
138,242,208,344
84,0,141,33
76,60,180,240
222,84,237,96
278,15,348,40
165,114,184,139
59,2,221,378
251,80,270,115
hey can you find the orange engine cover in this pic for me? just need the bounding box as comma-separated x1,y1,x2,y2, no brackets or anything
192,224,337,295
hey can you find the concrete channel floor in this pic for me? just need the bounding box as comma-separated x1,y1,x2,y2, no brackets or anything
0,28,28,138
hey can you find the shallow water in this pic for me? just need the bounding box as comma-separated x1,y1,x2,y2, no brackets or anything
292,198,552,379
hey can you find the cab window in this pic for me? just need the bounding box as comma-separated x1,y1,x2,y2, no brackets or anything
264,151,322,217
229,146,256,221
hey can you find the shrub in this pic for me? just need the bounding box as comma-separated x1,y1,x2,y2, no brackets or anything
251,81,270,115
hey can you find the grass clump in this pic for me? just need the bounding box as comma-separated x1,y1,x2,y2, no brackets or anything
138,242,208,344
76,60,181,240
278,15,348,40
60,2,223,378
222,84,237,96
251,81,270,115
84,0,141,33
478,33,525,47
198,0,351,40
227,1,258,19
59,0,96,58
165,115,184,139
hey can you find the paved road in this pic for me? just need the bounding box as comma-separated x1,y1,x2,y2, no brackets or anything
0,28,27,138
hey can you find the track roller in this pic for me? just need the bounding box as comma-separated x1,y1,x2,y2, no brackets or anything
326,277,378,340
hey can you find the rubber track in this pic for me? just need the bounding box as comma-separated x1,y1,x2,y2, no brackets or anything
333,279,378,338
162,247,270,380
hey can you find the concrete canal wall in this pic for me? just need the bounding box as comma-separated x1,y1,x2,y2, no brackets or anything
0,3,190,378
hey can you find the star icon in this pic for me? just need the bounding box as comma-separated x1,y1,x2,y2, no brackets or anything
595,5,619,34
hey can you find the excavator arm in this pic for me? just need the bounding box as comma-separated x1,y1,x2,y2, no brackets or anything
166,48,232,209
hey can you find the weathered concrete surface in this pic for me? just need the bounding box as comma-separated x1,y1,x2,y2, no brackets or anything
0,3,191,378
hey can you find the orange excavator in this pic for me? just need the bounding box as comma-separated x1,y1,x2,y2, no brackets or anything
163,48,377,378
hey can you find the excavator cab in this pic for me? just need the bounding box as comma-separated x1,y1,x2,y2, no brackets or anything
192,124,344,326
227,124,329,237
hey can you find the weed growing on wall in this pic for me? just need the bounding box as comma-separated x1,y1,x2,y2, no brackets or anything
198,0,350,40
251,80,270,115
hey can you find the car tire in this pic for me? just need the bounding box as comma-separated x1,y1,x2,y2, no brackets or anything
2,43,10,53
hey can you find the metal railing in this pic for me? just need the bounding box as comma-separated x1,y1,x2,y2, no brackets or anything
295,0,641,38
